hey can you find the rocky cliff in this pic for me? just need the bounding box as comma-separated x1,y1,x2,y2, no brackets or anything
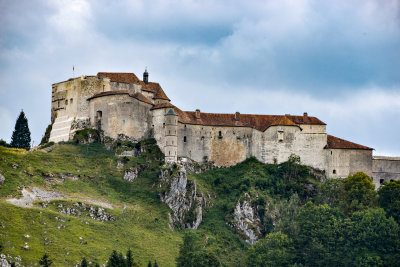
158,165,210,230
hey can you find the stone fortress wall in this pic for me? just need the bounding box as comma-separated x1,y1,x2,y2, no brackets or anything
48,70,400,185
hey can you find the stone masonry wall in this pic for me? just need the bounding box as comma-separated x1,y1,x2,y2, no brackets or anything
372,156,400,187
89,94,153,140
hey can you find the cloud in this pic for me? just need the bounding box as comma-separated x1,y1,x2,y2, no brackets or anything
0,0,399,155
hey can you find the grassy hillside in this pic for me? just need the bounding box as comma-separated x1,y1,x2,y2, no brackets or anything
0,142,323,266
0,143,182,266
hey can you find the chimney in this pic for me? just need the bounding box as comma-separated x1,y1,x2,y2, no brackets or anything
195,109,201,119
234,111,240,121
303,112,308,117
143,68,149,84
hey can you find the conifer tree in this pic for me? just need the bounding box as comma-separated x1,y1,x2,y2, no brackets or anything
126,249,134,267
81,258,88,267
147,261,152,267
39,253,52,267
10,110,31,149
153,260,159,267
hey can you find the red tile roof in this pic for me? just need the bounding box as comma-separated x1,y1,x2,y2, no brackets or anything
271,116,299,127
325,135,373,150
142,82,170,101
87,90,153,105
150,102,176,110
176,111,325,131
97,72,140,84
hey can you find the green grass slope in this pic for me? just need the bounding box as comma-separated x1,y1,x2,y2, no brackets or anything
0,142,321,266
0,143,181,266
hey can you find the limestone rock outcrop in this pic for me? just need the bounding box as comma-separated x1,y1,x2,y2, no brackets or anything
231,193,263,244
159,165,209,230
123,168,139,182
0,172,5,186
0,254,11,267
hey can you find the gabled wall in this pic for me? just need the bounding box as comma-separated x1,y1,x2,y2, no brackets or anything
88,94,153,140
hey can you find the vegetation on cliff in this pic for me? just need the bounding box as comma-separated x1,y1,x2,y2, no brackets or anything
0,140,399,266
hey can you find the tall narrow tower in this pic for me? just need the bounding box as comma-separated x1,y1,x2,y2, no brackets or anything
143,68,149,84
164,108,178,163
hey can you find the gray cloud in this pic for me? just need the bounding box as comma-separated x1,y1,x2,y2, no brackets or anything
0,0,399,155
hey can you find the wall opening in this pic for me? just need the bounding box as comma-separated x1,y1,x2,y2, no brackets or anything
390,179,394,182
278,130,284,142
65,99,68,105
184,136,186,142
163,123,165,128
218,131,222,139
380,179,384,184
97,110,102,118
70,98,73,104
333,169,336,174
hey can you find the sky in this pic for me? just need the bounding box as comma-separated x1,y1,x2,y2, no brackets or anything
0,0,399,155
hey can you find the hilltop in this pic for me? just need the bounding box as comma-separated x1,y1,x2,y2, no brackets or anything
0,138,399,266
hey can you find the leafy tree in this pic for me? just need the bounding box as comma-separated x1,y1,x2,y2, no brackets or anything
0,139,9,147
81,258,88,267
39,253,52,267
315,178,344,208
176,232,221,267
342,172,376,213
378,180,400,223
247,231,294,266
40,123,53,145
10,110,31,149
295,202,345,266
345,208,400,266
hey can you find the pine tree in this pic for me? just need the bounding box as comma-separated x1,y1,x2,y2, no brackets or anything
153,260,159,267
81,258,88,267
39,253,52,267
147,261,152,267
106,250,121,267
10,110,31,149
126,249,134,267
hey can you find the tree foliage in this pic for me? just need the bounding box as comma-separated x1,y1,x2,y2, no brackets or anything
378,180,400,223
342,172,376,213
10,110,31,149
39,253,52,267
247,232,294,267
176,232,221,267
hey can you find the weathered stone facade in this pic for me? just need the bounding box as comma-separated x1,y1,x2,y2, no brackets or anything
49,71,400,182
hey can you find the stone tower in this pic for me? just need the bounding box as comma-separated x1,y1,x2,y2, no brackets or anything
164,108,178,163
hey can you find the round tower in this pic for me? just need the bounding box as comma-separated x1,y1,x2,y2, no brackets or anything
164,108,178,163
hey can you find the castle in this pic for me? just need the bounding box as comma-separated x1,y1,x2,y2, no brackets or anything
49,70,400,187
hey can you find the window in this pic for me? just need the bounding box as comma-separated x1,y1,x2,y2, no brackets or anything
218,131,222,138
333,170,336,174
390,179,394,182
97,111,102,118
278,131,284,142
65,99,68,105
70,98,73,104
184,136,187,142
380,179,384,184
169,130,171,134
163,123,165,128
331,151,333,155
